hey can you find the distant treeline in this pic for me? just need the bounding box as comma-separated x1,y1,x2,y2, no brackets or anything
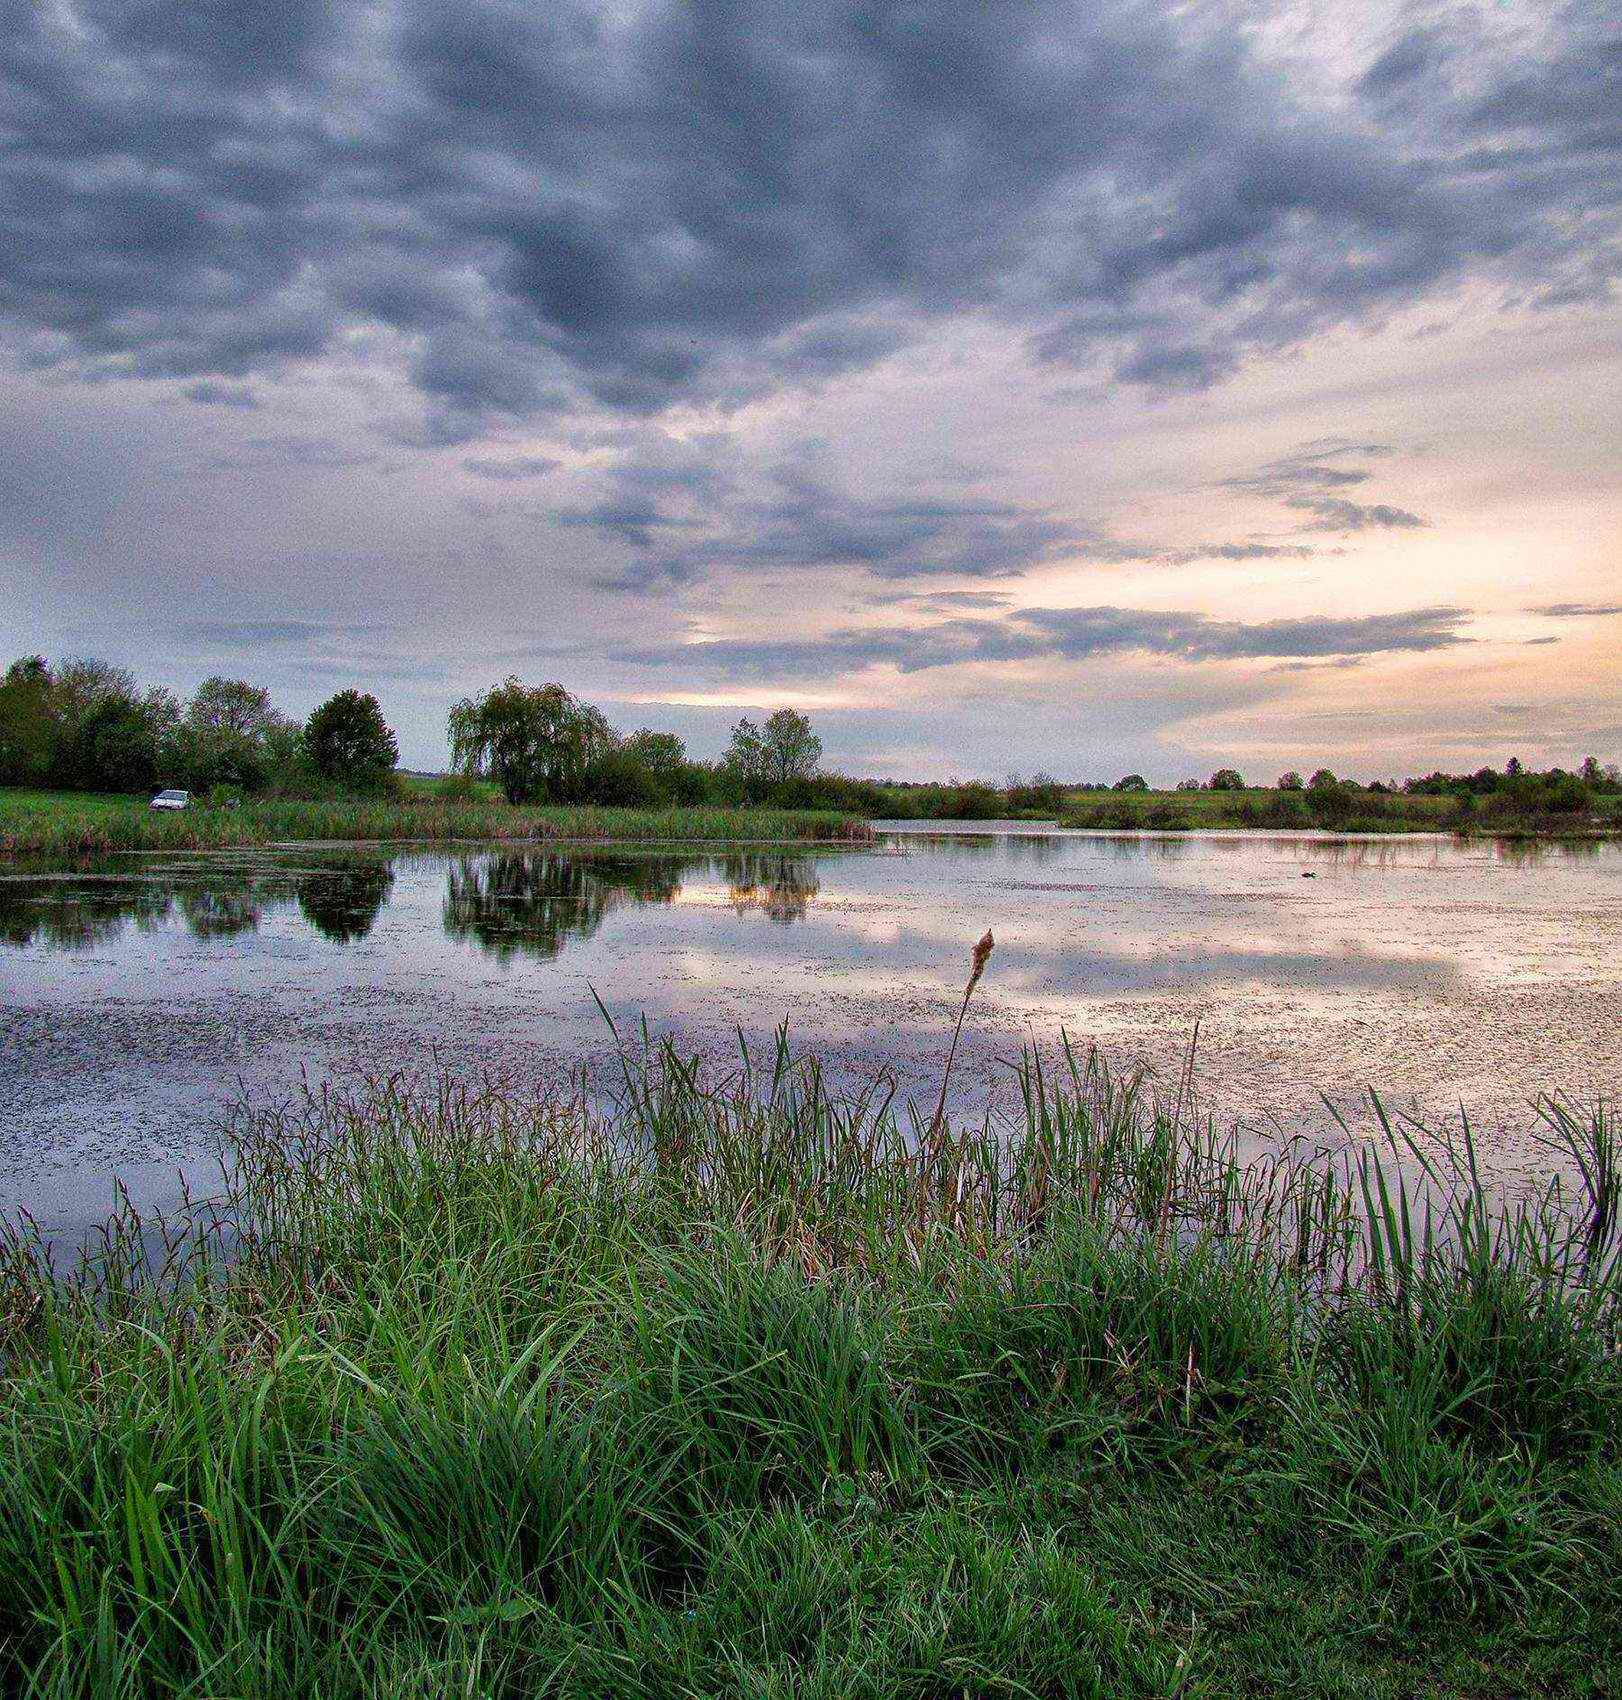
0,656,398,797
1059,761,1619,832
2,654,1616,827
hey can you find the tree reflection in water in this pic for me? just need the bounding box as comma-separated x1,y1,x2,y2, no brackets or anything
0,857,399,948
443,849,824,958
296,861,395,943
1,847,832,962
442,852,684,962
722,852,820,924
176,886,264,939
0,879,173,950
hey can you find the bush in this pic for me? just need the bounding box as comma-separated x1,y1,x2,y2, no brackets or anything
436,771,483,802
1306,783,1354,827
579,747,670,806
1260,792,1310,828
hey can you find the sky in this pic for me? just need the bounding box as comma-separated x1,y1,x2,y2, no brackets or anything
0,0,1617,782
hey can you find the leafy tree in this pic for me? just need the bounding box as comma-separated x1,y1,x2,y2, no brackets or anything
176,676,296,793
1505,756,1522,778
448,679,613,804
1113,774,1149,792
189,676,278,742
305,690,399,790
52,657,138,722
1580,756,1602,785
591,729,702,806
624,729,686,777
1277,770,1304,790
723,718,768,800
1175,778,1202,792
944,780,1003,818
0,656,56,784
723,710,820,801
1308,768,1338,791
50,660,176,791
581,746,666,805
1308,783,1354,825
762,708,822,787
79,696,162,793
1208,769,1245,791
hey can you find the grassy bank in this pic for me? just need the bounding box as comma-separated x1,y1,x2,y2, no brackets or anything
1059,785,1621,836
0,787,872,856
2,1037,1618,1697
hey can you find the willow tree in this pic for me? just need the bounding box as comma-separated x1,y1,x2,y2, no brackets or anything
447,679,614,804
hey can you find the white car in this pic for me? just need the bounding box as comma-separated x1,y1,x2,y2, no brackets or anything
149,788,191,811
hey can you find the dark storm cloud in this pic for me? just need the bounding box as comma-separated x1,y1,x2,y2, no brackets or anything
1110,343,1238,392
1019,604,1463,660
1284,495,1428,531
0,1,1616,431
1529,601,1622,617
596,492,1076,589
620,603,1472,680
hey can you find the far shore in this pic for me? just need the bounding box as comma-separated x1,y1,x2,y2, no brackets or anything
5,779,1618,859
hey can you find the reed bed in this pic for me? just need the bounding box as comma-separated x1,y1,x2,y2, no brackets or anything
0,789,872,856
1,1033,1617,1697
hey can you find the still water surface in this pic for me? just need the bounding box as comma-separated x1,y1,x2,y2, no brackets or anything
3,826,1619,1228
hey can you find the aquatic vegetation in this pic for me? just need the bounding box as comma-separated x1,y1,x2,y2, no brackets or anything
1,1025,1616,1696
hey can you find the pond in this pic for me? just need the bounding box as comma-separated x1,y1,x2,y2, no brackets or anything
3,825,1619,1231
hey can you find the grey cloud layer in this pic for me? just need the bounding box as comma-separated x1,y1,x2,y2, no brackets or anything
620,604,1473,680
1220,441,1394,496
1284,495,1427,531
1,1,1616,436
556,431,1425,589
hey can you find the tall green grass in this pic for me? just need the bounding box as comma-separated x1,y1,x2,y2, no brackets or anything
1,1037,1617,1696
0,786,872,855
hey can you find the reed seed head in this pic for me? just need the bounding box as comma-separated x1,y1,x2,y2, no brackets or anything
967,929,994,992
